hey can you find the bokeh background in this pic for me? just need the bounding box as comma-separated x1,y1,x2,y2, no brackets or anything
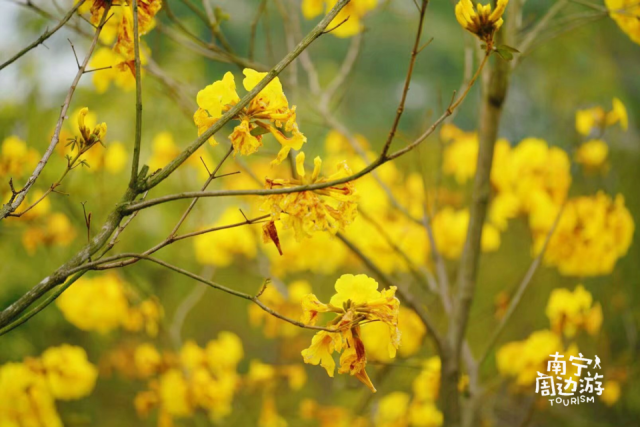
0,0,638,426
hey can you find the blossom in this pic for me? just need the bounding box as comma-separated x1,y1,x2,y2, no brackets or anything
0,135,39,179
455,0,509,46
575,98,628,136
533,192,634,277
606,0,640,45
261,152,357,245
89,47,137,93
575,139,609,170
301,330,343,377
546,285,603,337
302,0,378,38
113,0,162,74
361,307,427,361
40,345,98,400
497,330,563,387
300,274,401,391
0,362,62,427
375,392,410,427
134,343,162,378
56,272,130,333
21,212,77,255
194,69,306,163
76,107,107,149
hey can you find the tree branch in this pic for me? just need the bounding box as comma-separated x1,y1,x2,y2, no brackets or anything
0,0,86,71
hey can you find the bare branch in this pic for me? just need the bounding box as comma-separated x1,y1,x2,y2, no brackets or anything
0,0,87,71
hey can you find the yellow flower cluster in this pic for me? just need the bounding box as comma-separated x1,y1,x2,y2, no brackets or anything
261,152,357,245
193,207,259,266
575,139,609,171
0,135,38,181
56,108,127,174
21,211,77,255
0,345,97,427
497,329,564,387
302,0,378,38
249,280,311,338
195,69,306,164
498,285,604,390
76,107,107,150
133,332,243,425
81,0,161,92
605,0,640,45
455,0,509,47
56,272,163,336
374,357,458,427
300,274,400,392
546,285,603,338
574,99,627,172
533,192,634,277
576,98,628,137
442,125,572,232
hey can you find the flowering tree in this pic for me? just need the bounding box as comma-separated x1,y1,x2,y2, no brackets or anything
0,0,638,426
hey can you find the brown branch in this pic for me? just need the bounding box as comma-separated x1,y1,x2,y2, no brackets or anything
380,0,430,157
0,0,86,71
0,6,111,221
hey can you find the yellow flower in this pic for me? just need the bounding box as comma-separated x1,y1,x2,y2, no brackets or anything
261,152,357,244
455,0,509,46
362,307,427,361
193,207,258,266
546,285,603,337
375,392,410,427
301,274,401,391
21,212,77,255
301,330,343,377
194,69,306,164
56,272,130,333
89,47,137,93
134,343,162,378
600,380,621,406
533,192,634,277
0,135,39,179
575,139,608,170
576,98,628,136
40,345,98,400
302,0,377,38
497,330,563,387
606,0,640,45
408,401,443,427
76,107,107,148
159,368,193,417
205,331,244,374
0,362,62,427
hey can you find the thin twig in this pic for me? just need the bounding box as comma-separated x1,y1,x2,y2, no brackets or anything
0,6,111,221
477,202,567,367
0,0,87,71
